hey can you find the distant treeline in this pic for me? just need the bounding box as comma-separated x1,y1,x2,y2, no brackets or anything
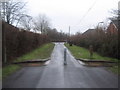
70,29,118,59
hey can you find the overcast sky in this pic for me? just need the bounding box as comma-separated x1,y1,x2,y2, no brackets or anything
25,0,119,34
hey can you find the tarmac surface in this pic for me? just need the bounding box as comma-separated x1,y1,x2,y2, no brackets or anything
3,43,118,88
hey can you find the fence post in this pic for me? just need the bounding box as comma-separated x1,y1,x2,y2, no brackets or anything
64,48,67,65
89,45,93,59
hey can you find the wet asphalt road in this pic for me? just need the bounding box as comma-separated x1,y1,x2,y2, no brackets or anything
3,43,118,88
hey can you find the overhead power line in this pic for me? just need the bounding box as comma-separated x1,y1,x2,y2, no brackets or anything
75,0,97,26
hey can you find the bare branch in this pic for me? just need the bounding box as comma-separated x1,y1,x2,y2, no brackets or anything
0,0,27,25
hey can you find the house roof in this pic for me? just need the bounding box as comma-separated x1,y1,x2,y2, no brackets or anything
83,29,96,35
111,19,118,29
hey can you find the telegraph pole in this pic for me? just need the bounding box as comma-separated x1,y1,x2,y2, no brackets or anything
68,26,72,46
69,26,70,37
67,26,70,43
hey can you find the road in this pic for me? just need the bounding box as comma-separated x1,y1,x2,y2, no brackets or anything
3,43,118,88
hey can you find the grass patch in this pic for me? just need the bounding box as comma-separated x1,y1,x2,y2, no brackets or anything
109,65,119,75
2,65,21,79
15,43,54,62
65,44,119,74
0,68,2,80
65,44,118,62
3,43,55,79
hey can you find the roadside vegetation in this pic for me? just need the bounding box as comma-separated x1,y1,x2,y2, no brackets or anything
65,43,119,75
3,65,21,79
65,44,118,62
3,43,55,79
0,68,2,80
109,65,119,75
15,43,54,62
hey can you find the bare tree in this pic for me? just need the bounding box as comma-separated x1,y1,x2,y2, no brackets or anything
0,0,27,25
18,15,33,31
109,9,120,21
33,14,50,33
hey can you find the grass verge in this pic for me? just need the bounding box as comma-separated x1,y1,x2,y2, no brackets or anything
15,43,54,62
0,68,2,80
65,44,118,62
2,65,21,79
3,43,55,79
109,65,119,74
65,43,119,75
